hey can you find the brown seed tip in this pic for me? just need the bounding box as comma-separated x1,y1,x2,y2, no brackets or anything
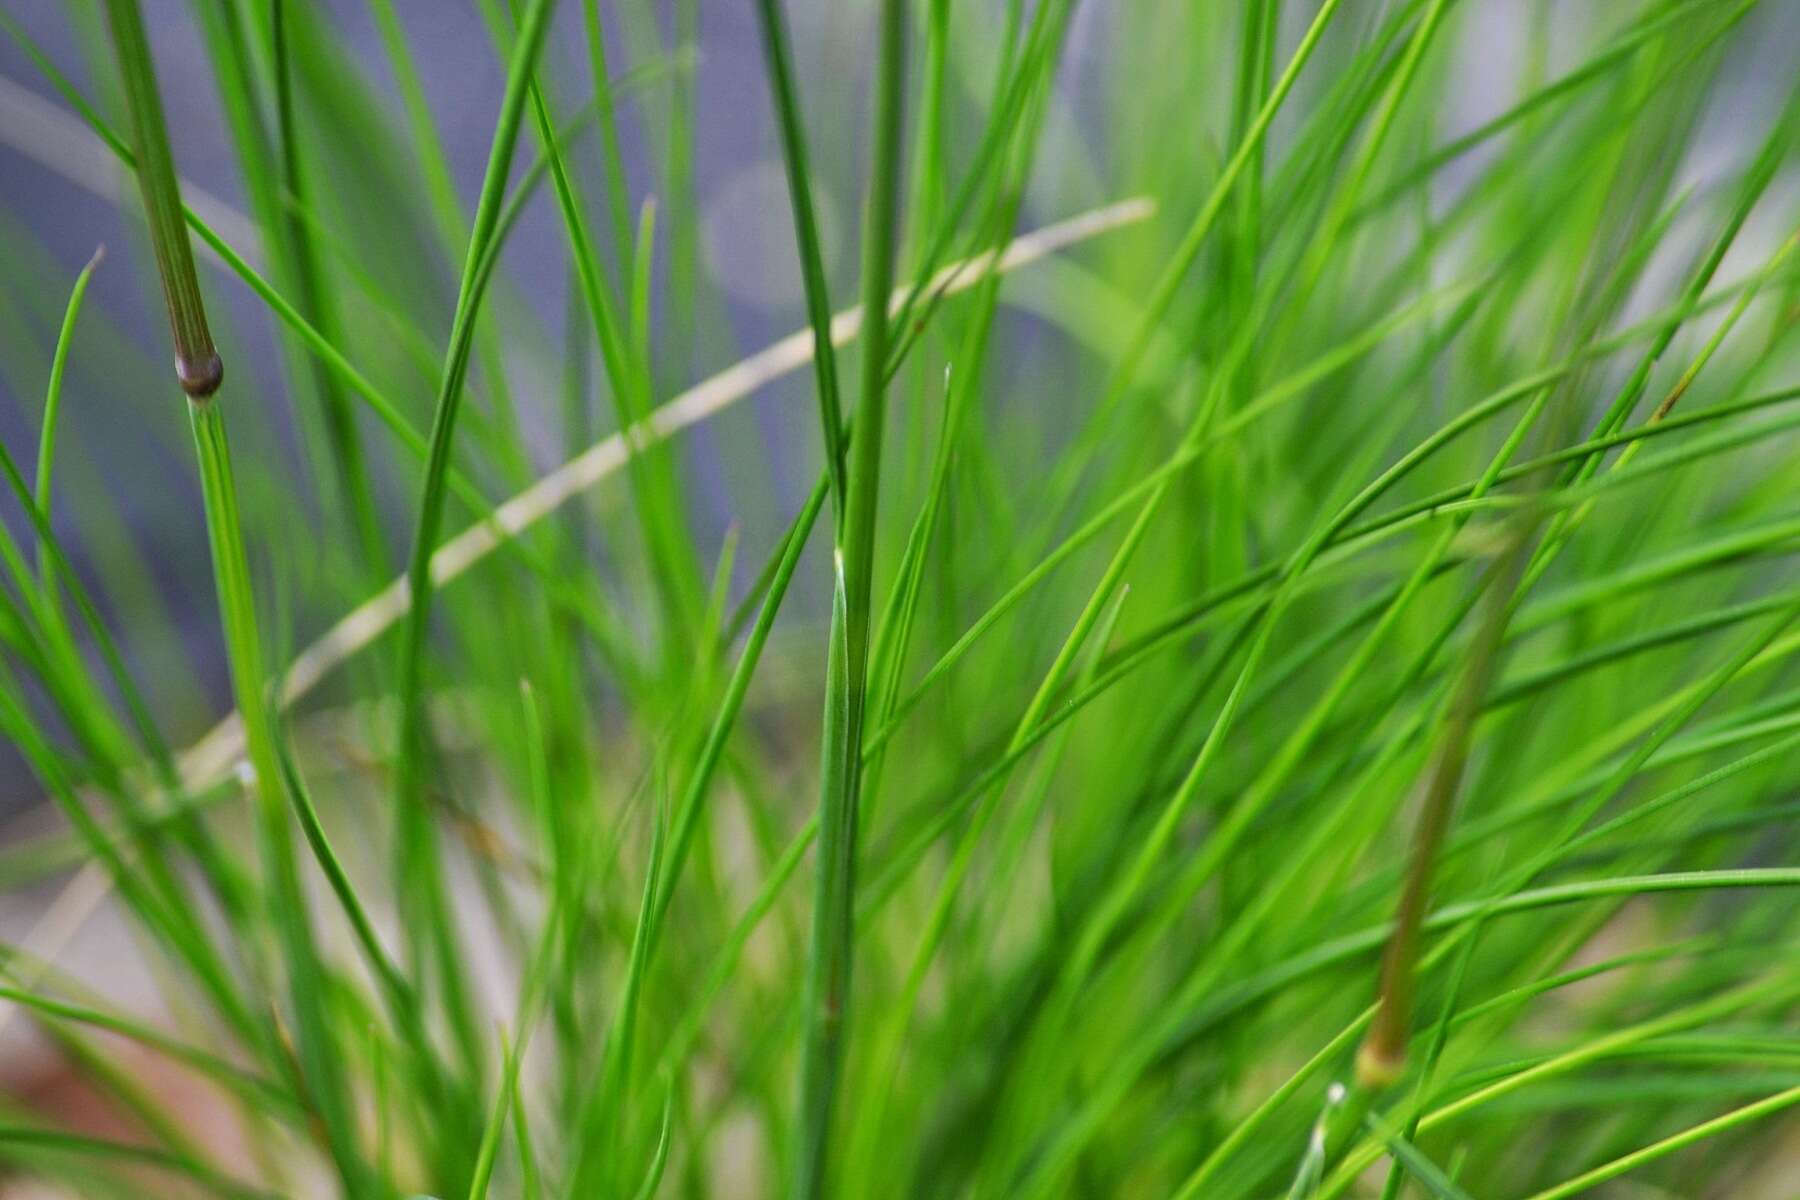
176,350,224,398
1354,1039,1405,1092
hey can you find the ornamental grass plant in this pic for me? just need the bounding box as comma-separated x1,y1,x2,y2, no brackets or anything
1,1,1800,1197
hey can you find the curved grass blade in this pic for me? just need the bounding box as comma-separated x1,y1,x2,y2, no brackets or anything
34,244,103,587
389,0,558,1096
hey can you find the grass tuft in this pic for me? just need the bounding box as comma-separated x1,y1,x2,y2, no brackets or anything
5,2,1800,1197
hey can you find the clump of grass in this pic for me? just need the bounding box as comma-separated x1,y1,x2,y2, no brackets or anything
3,2,1800,1198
